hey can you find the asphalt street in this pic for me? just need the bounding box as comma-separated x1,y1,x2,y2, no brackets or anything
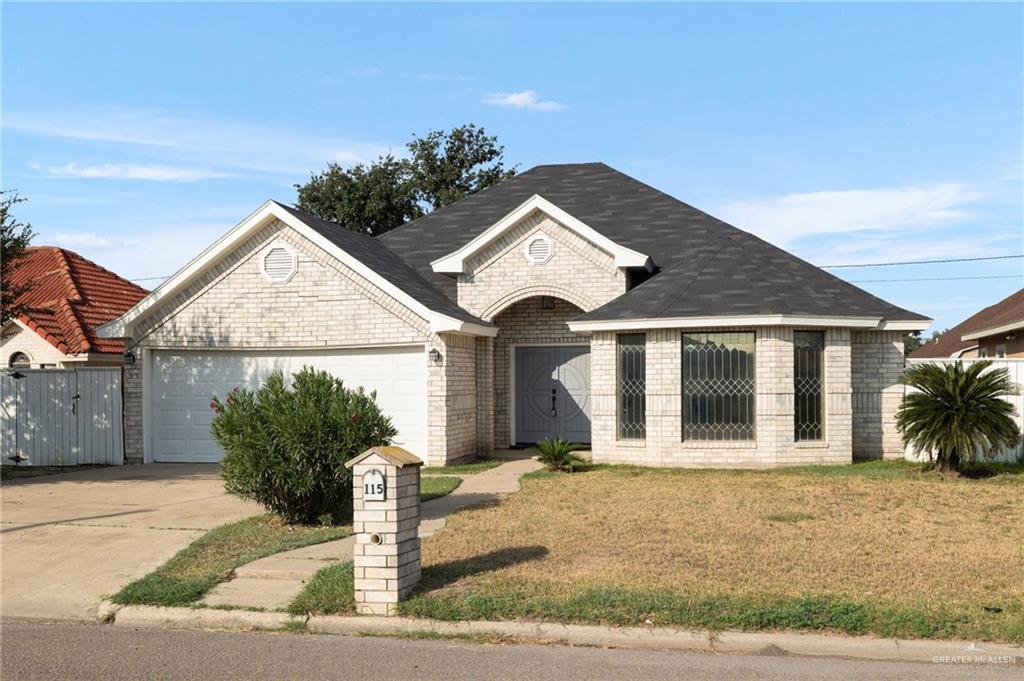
2,619,1020,681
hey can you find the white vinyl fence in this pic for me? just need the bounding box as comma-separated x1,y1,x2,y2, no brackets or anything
1,368,124,466
904,358,1024,464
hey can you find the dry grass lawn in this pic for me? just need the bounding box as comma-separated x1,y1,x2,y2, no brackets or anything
403,462,1024,641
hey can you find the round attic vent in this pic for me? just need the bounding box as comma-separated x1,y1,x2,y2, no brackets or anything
524,234,554,264
260,243,297,284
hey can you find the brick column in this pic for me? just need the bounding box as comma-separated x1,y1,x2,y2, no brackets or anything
346,446,422,616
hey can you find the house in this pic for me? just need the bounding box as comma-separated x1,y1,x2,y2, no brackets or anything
910,288,1024,359
1,246,148,368
98,163,931,466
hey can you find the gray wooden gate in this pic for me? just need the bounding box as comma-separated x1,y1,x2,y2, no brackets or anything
0,368,124,466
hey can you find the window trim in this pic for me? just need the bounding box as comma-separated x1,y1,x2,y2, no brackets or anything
616,333,647,440
8,351,32,368
681,330,757,442
793,329,826,443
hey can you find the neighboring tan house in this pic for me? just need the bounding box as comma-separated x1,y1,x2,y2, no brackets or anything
911,288,1024,360
99,163,930,466
1,246,148,368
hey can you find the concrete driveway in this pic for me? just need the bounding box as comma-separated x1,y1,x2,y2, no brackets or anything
1,464,258,621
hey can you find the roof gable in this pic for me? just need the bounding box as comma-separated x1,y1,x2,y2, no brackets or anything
429,194,650,274
6,246,148,354
99,202,495,339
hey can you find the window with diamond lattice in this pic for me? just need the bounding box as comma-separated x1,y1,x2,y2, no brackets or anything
794,331,824,441
617,333,646,439
682,332,755,441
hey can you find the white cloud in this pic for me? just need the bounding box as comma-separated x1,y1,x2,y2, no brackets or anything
482,90,566,112
47,163,230,182
52,232,125,249
6,107,394,177
717,182,982,246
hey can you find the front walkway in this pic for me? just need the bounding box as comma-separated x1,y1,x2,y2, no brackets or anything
202,453,541,610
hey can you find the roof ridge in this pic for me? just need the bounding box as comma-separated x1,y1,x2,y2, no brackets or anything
56,297,90,354
53,247,84,303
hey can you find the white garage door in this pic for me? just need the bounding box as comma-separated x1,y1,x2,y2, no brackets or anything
151,347,427,463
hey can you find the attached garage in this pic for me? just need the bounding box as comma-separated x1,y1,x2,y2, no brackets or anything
150,346,427,463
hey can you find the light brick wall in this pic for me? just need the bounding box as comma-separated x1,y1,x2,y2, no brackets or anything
457,210,625,320
475,337,495,454
123,219,474,465
454,210,627,448
851,330,906,460
1,323,72,367
592,326,856,467
492,298,588,447
427,333,478,465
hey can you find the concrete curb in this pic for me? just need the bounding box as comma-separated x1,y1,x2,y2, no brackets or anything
111,604,298,632
103,604,1023,665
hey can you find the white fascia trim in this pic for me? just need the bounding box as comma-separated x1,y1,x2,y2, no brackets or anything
430,194,650,274
961,319,1023,342
879,319,933,331
97,201,491,339
567,314,907,333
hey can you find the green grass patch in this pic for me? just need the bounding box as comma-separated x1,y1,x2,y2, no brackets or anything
765,512,815,523
422,459,503,475
399,581,1024,642
421,476,462,502
288,562,355,616
111,516,351,607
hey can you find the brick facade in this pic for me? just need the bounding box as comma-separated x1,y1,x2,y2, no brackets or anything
590,326,869,467
122,220,473,465
122,208,909,469
851,330,906,460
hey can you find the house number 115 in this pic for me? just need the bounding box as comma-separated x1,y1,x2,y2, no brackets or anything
363,469,386,501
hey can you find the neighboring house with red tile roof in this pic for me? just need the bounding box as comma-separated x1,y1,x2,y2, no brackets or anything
910,288,1024,359
1,246,148,368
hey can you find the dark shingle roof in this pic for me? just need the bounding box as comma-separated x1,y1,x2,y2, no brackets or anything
274,202,488,327
378,163,928,323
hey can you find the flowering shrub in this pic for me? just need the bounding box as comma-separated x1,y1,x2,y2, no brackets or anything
211,367,397,525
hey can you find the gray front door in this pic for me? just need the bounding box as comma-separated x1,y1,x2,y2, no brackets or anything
515,346,591,444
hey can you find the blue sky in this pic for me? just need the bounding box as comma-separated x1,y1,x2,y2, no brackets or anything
3,2,1022,333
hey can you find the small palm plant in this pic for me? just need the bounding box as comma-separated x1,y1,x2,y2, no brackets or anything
533,437,586,472
897,360,1021,475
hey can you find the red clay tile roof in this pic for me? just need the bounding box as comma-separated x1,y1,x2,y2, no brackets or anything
5,246,148,355
910,288,1024,358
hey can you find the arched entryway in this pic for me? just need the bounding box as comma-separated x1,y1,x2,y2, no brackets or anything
490,295,591,447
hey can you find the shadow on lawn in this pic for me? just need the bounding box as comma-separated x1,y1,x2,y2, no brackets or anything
421,545,549,590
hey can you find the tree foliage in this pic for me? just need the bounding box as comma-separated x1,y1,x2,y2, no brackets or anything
212,368,398,525
897,361,1020,474
1,191,36,324
295,124,516,236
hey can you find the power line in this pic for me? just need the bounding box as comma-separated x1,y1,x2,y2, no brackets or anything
849,275,1022,284
821,254,1023,268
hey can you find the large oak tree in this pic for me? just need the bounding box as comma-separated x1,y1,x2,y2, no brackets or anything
295,124,516,236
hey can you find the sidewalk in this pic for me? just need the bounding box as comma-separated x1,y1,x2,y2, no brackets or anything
201,454,542,610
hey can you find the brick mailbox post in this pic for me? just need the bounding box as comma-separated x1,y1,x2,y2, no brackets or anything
345,446,423,615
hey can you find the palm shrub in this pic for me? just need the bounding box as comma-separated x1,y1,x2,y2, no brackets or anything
897,360,1020,474
211,367,397,524
533,437,586,472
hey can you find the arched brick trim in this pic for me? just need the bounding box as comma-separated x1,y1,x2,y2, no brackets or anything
480,285,597,321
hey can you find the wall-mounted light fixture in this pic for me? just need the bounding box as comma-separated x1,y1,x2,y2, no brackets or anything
428,348,442,363
1007,332,1017,341
542,296,555,310
123,351,136,366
